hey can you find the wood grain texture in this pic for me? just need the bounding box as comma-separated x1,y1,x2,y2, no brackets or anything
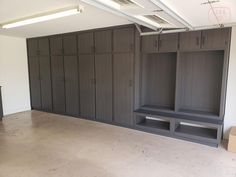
39,56,52,111
113,27,134,53
179,31,201,51
78,32,94,54
178,51,224,115
79,54,95,119
95,30,112,53
141,35,158,53
159,33,178,52
64,56,79,116
141,53,176,110
63,35,77,55
51,56,66,113
113,53,134,126
95,54,112,122
50,36,63,56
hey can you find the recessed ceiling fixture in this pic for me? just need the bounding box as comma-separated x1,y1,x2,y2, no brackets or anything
1,6,83,29
96,0,144,9
135,15,162,28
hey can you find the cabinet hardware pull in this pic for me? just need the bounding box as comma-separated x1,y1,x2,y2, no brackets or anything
196,37,199,46
202,36,205,46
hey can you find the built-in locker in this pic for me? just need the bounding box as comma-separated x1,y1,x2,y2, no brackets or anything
63,35,79,116
113,53,134,126
50,36,66,114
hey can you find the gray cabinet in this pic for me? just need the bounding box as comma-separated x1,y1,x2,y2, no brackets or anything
179,31,201,51
0,87,3,119
95,30,112,53
95,54,112,122
113,53,134,126
141,35,158,53
79,54,95,119
113,27,134,52
50,37,66,113
201,28,230,49
159,33,178,52
63,35,79,116
28,56,41,109
78,32,94,54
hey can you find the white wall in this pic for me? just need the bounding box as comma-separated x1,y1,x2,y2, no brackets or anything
0,35,31,115
224,26,236,138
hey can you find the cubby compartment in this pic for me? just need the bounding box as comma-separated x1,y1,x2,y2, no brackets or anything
141,52,177,112
135,114,171,133
177,51,224,117
174,121,219,142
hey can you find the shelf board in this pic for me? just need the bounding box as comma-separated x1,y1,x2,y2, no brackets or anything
141,105,174,112
178,109,219,117
137,119,170,131
175,124,217,140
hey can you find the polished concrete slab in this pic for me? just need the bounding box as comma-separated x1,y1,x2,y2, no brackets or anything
0,110,236,177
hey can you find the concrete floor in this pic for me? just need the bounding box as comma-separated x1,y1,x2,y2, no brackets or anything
0,111,236,177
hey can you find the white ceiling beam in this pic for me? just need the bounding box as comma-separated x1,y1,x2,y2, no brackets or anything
81,0,159,30
150,0,194,30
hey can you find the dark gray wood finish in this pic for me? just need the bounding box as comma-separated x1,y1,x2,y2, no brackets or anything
51,56,66,113
79,54,95,119
201,28,230,49
78,32,94,54
113,53,134,126
28,56,41,109
179,31,201,51
50,37,63,55
141,53,176,110
141,35,158,53
113,27,134,52
38,38,50,55
0,87,3,119
159,33,178,52
63,35,77,55
95,54,112,122
63,35,79,116
28,39,38,56
178,51,224,116
64,56,79,116
95,30,112,53
39,56,52,111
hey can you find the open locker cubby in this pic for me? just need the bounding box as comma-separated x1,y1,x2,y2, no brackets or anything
173,119,221,146
177,51,224,117
141,52,177,112
135,113,171,134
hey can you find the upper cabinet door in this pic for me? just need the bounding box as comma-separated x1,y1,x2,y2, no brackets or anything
179,31,201,51
113,27,134,53
159,33,178,52
38,38,50,56
201,28,230,49
63,35,77,55
50,36,63,55
94,30,112,53
27,39,38,56
141,35,158,53
78,32,94,54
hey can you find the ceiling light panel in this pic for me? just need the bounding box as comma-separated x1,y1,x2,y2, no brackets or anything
1,6,83,29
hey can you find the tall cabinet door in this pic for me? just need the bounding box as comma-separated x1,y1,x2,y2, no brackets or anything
78,32,94,54
94,30,113,122
28,56,41,109
113,53,134,126
50,37,65,113
95,54,112,122
38,38,52,111
179,31,201,51
79,54,95,119
63,34,79,116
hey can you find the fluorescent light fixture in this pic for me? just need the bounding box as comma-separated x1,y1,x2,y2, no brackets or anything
135,15,162,28
97,0,121,9
1,6,83,29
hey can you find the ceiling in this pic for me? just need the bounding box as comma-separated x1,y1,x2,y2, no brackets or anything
0,0,131,38
0,0,236,38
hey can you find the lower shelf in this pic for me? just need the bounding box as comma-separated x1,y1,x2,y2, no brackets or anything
137,119,170,131
175,124,217,140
